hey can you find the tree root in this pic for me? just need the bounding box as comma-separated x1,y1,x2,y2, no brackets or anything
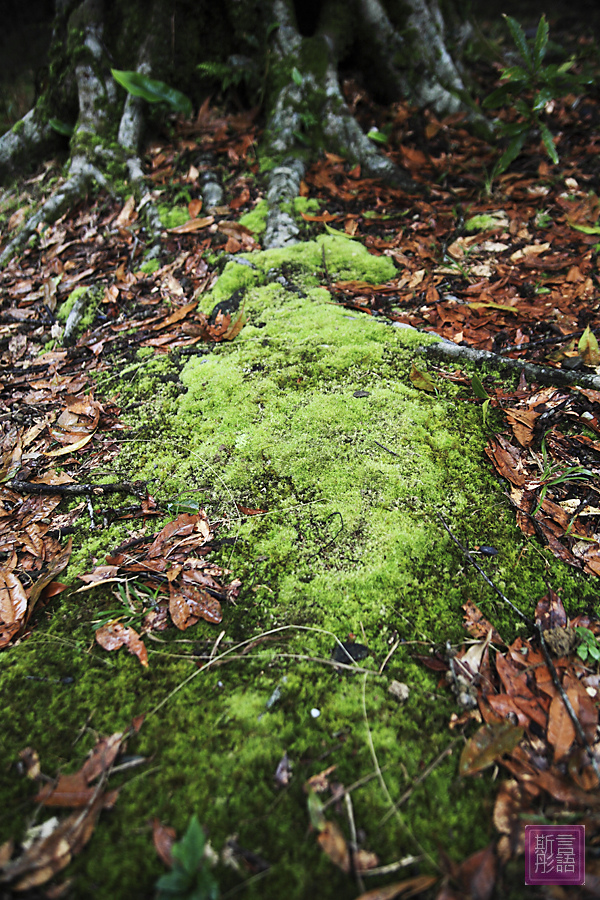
0,7,167,267
415,328,600,391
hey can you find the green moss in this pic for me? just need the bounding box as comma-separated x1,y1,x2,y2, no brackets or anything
157,204,189,229
238,199,268,234
56,285,87,322
1,235,596,900
139,258,160,275
292,196,320,216
464,211,509,232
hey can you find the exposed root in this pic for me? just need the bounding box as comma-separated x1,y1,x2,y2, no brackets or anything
117,61,163,258
0,110,62,187
196,152,224,210
0,157,107,267
418,330,600,392
264,158,305,249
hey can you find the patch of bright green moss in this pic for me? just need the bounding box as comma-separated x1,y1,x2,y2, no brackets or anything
157,204,189,229
239,199,268,234
464,211,509,232
56,285,87,322
139,258,160,275
292,196,320,216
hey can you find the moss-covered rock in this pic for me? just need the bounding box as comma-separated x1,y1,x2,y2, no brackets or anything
1,235,594,900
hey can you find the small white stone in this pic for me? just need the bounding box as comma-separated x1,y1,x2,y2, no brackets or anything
310,708,320,718
388,680,410,702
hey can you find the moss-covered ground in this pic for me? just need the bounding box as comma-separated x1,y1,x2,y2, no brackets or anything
1,235,595,899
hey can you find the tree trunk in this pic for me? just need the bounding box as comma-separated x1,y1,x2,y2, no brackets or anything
0,0,485,262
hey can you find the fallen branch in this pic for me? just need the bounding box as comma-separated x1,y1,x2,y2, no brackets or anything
7,479,148,499
422,335,600,391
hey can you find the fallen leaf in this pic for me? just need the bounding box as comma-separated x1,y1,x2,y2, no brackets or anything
459,723,523,775
152,818,176,867
95,622,148,667
409,363,436,392
355,876,437,900
317,821,350,873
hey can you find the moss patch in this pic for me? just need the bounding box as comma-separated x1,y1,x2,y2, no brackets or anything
239,198,268,234
1,237,595,899
157,203,189,229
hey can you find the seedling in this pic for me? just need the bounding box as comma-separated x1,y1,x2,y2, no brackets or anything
155,816,219,900
531,433,593,517
575,627,600,664
483,15,591,184
92,580,161,630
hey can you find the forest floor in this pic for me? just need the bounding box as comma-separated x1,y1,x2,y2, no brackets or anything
2,13,600,900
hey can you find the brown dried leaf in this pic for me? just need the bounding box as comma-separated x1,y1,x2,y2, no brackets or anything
462,601,504,643
1,794,104,890
0,570,27,626
535,590,567,630
547,692,577,762
459,723,523,775
317,821,350,873
95,622,148,667
356,876,437,900
152,818,176,867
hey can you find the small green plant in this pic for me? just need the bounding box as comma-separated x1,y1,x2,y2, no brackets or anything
575,627,600,664
531,433,594,517
483,15,590,182
197,59,257,98
111,70,192,118
91,580,161,630
156,816,219,900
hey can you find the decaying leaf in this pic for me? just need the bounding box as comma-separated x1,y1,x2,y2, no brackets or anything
356,875,437,900
317,821,350,873
409,363,436,392
459,723,523,775
95,622,148,667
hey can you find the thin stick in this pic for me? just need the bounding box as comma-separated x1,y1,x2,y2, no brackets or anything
146,625,376,718
361,674,439,871
345,792,365,893
379,741,459,826
436,513,533,625
378,638,400,675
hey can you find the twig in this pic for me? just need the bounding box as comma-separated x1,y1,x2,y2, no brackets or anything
361,857,423,876
379,740,460,826
361,674,439,871
344,792,365,893
322,764,392,811
423,338,600,391
7,479,148,499
436,513,533,625
146,625,380,718
499,329,585,355
378,639,400,675
537,627,600,784
374,440,403,458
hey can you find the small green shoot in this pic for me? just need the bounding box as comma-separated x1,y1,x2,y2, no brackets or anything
155,816,219,900
575,627,600,664
471,375,491,426
92,580,161,630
